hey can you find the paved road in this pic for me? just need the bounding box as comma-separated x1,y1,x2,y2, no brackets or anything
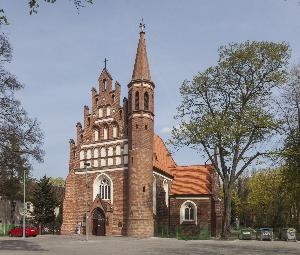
0,235,299,255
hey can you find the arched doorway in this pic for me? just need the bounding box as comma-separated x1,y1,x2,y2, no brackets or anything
92,208,106,236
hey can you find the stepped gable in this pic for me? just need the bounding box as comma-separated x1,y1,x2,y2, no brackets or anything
153,135,176,176
170,165,213,195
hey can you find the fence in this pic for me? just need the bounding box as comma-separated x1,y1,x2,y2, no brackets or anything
0,224,16,236
156,225,210,240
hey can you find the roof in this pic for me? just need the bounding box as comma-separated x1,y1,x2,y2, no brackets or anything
153,135,176,176
153,135,214,195
170,165,213,195
132,32,151,81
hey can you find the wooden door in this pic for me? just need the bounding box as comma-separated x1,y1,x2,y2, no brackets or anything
92,208,105,236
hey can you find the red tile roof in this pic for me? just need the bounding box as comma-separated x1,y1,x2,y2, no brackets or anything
170,165,213,195
153,135,176,176
153,135,213,195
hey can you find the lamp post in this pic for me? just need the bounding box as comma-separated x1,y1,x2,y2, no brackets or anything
84,162,90,241
22,169,26,238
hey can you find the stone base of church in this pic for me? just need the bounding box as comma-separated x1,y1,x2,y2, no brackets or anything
126,218,154,237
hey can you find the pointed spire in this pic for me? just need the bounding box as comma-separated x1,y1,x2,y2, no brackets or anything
132,20,151,81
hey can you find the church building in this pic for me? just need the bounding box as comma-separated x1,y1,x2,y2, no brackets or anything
61,24,222,238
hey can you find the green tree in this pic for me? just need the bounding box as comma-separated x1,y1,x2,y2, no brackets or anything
49,177,65,187
31,176,58,232
171,41,290,238
0,0,93,25
246,169,290,228
0,33,44,200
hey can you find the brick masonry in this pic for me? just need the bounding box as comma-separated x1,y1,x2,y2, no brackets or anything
61,29,223,238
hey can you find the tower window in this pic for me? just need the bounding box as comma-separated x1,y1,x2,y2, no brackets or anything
103,79,107,90
135,91,139,110
144,92,149,111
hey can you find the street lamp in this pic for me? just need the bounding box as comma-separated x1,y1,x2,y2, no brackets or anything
22,169,26,238
84,161,90,241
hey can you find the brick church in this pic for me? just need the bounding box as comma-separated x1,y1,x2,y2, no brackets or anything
61,24,222,238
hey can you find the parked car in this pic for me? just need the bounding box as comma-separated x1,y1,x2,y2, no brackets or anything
8,226,38,237
280,228,297,241
256,228,273,241
239,228,255,240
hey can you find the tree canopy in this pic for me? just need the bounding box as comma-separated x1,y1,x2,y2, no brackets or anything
171,41,290,238
0,33,44,199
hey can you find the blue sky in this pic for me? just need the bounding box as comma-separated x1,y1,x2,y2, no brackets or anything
1,0,300,178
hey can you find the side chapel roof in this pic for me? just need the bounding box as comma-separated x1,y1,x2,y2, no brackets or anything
153,134,213,195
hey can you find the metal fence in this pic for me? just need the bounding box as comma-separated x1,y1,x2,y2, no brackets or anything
156,225,210,240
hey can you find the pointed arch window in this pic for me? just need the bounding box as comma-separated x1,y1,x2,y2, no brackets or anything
94,129,99,141
103,79,107,90
163,180,169,207
99,178,111,200
106,106,111,116
180,201,197,224
135,91,139,110
103,126,109,140
144,92,149,111
112,125,118,138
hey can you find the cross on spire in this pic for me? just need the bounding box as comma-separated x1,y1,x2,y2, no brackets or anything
139,19,145,33
104,58,108,69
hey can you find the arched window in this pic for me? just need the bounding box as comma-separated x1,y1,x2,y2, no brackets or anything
98,108,103,118
180,201,197,224
86,149,92,159
100,178,111,200
103,126,108,140
100,147,106,157
80,150,85,160
94,148,99,158
103,79,107,90
163,180,169,207
113,125,118,138
93,174,113,202
106,106,111,116
123,144,128,154
135,91,139,110
94,130,99,141
115,145,121,156
144,92,149,111
108,146,113,157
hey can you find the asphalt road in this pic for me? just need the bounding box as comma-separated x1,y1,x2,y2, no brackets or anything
0,235,299,255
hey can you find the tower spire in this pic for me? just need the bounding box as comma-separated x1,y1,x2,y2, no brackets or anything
132,20,151,81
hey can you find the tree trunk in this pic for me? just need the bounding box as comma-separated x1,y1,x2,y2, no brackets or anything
221,179,232,239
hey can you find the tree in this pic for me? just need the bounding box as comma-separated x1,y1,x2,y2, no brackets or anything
171,41,290,238
280,63,300,230
0,0,93,25
49,177,65,187
246,168,290,228
31,175,58,232
0,32,44,200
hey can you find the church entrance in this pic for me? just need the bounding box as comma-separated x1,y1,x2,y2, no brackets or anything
92,208,106,236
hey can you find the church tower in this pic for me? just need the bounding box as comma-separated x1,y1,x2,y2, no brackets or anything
126,22,155,237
